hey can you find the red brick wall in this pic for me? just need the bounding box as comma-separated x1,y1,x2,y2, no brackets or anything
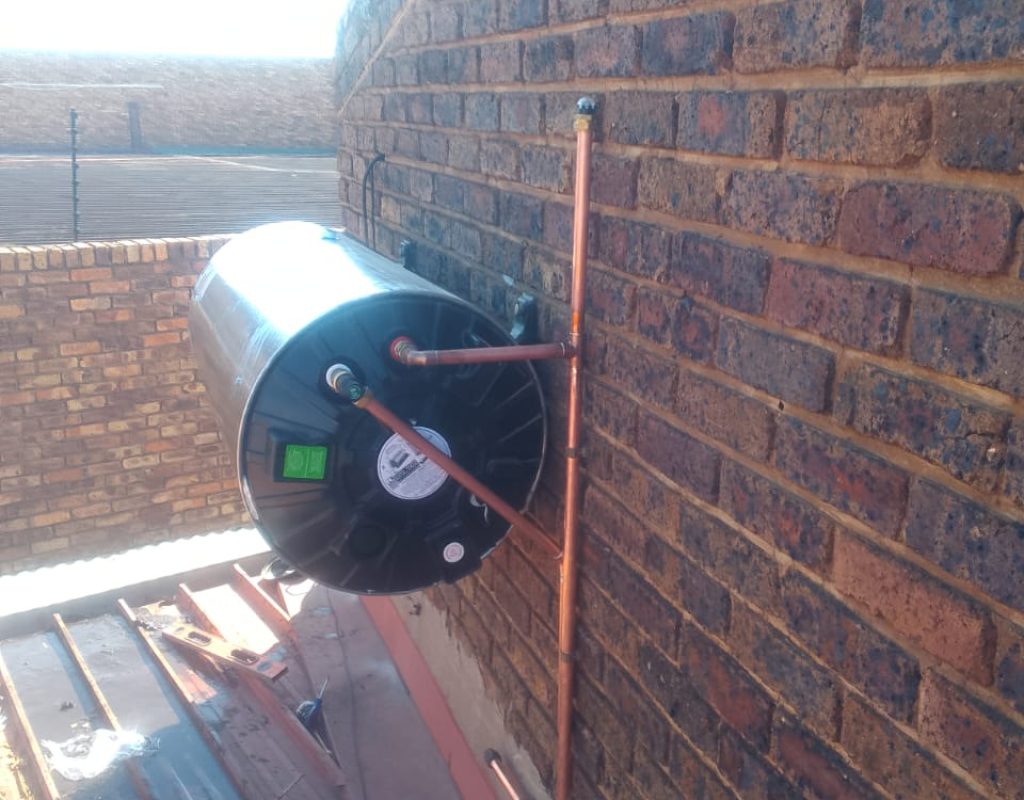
0,52,335,154
335,1,1024,798
0,237,248,573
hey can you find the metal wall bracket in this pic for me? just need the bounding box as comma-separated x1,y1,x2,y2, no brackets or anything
509,293,538,345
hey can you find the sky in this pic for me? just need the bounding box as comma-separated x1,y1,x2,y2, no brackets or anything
1,0,350,58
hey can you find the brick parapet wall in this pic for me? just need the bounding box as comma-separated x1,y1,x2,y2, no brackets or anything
336,1,1024,798
0,52,336,154
0,237,248,573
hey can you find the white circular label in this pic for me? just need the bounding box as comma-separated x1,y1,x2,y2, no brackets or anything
443,542,465,563
376,426,452,501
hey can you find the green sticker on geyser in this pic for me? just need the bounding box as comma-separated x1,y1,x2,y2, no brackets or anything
282,444,328,480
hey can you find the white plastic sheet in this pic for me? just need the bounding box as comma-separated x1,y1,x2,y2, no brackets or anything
41,729,150,781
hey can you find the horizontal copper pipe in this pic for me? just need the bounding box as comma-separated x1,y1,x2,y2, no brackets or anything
391,336,573,366
353,389,562,559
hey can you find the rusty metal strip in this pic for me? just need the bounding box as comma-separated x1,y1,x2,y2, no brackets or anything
51,613,155,800
177,583,349,794
229,563,292,638
115,599,249,800
0,648,61,800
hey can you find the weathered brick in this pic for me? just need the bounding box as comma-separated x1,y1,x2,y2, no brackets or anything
602,339,676,411
637,640,723,756
680,619,775,751
462,0,497,37
578,576,640,672
596,216,670,281
835,362,1009,490
590,154,638,210
447,46,479,83
637,414,721,502
643,535,731,635
782,570,921,721
720,460,833,572
465,93,499,131
382,92,406,122
675,369,775,460
911,289,1024,399
734,0,859,72
996,615,1024,714
430,6,460,42
724,170,842,246
630,744,679,799
637,158,720,223
841,692,985,800
679,502,784,614
590,271,636,327
669,232,769,314
523,248,570,301
500,192,544,239
765,259,908,355
448,135,479,171
418,50,448,84
432,93,461,127
838,182,1021,276
920,670,1024,799
604,554,679,656
498,0,547,31
635,286,672,345
861,0,1024,67
574,25,641,78
585,380,637,444
669,297,719,365
603,91,676,147
481,233,523,281
464,183,498,225
587,436,679,532
905,479,1024,611
576,677,643,764
1006,418,1024,510
774,713,886,800
718,726,798,800
479,40,522,83
500,93,542,134
555,0,607,21
641,13,734,76
935,83,1024,175
668,734,735,798
524,34,573,82
716,317,835,412
407,92,432,123
834,530,994,682
677,91,783,158
520,146,570,193
479,139,519,180
394,54,419,86
786,89,931,166
729,602,839,739
774,417,909,536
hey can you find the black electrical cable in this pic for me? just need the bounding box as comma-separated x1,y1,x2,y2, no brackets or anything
361,153,386,249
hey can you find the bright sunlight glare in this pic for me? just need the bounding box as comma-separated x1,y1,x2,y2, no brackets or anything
1,0,350,59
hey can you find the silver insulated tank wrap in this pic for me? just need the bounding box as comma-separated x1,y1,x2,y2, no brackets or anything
188,222,547,593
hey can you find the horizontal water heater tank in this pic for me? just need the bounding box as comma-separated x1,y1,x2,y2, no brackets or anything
189,222,546,593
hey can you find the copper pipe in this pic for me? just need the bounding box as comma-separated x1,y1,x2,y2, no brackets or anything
391,336,573,366
484,749,523,800
346,386,562,559
555,97,595,800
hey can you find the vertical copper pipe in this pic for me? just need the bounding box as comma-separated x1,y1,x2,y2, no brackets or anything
555,97,595,800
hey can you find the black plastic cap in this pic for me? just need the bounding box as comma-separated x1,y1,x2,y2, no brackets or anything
576,96,597,116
